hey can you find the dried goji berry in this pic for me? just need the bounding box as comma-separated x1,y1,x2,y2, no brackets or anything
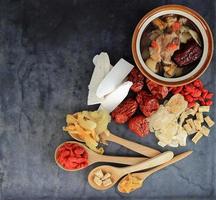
184,84,195,93
74,147,85,155
206,93,214,99
184,95,194,103
193,79,203,88
191,89,201,98
205,100,213,106
188,101,196,108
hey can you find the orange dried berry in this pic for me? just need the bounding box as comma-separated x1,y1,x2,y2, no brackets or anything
171,22,181,32
151,40,159,48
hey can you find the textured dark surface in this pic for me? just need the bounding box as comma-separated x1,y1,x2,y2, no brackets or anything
0,0,215,199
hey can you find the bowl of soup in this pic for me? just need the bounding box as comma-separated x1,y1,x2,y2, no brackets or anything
132,5,213,86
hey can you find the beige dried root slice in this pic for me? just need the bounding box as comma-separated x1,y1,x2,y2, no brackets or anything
94,169,104,179
186,119,196,131
102,178,112,187
102,173,111,181
193,120,202,131
94,176,102,186
200,126,210,137
196,112,204,123
183,123,196,135
193,103,200,113
199,106,210,113
192,132,203,144
204,116,215,128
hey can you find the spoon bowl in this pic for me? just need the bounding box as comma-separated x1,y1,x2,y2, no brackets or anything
55,141,148,172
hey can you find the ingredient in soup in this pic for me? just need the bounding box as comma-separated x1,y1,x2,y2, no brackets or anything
63,110,111,154
128,115,149,137
93,169,113,187
56,142,88,170
173,40,202,67
119,174,143,193
111,98,138,124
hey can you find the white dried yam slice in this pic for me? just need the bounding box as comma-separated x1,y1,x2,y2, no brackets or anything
204,116,215,127
192,132,203,144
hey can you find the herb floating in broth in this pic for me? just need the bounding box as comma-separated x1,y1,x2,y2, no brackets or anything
141,14,203,78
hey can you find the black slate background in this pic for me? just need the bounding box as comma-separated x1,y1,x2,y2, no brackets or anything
0,0,215,200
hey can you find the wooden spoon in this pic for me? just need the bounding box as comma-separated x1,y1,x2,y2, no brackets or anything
88,151,174,190
55,141,148,172
117,150,193,193
67,129,160,157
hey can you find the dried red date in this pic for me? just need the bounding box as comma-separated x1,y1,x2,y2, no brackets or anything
128,115,149,137
173,40,202,67
136,91,159,117
146,79,168,99
111,98,138,124
136,90,152,104
128,68,145,92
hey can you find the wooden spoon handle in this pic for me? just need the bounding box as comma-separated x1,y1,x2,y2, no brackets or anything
120,151,174,175
106,133,160,157
140,151,193,177
97,155,147,165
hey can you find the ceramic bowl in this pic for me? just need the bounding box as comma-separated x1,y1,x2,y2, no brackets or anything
132,5,214,86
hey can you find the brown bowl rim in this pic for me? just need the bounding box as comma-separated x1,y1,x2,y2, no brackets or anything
132,4,214,86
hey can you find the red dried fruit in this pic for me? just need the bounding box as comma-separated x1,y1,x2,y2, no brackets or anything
128,68,145,93
146,80,168,99
128,115,149,137
131,82,144,93
188,101,196,108
184,95,194,103
191,89,201,98
184,84,195,93
74,147,85,155
139,95,160,117
193,79,203,88
205,100,213,106
206,93,214,99
111,98,138,124
136,91,151,104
